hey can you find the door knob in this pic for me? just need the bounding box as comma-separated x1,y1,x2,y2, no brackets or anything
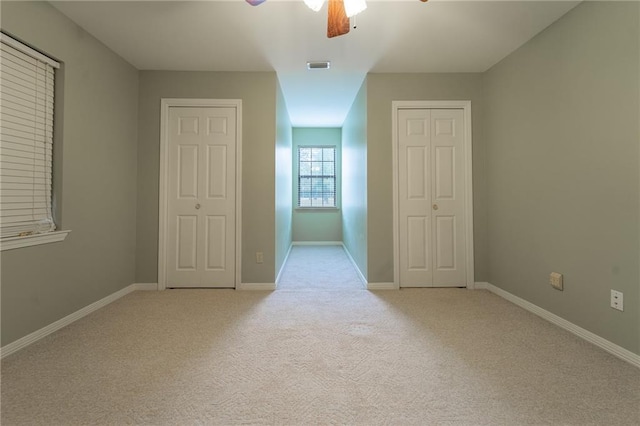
433,204,439,210
195,203,201,210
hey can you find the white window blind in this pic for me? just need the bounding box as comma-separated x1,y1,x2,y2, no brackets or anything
0,34,59,239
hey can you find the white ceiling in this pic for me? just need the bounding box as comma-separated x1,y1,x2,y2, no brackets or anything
51,0,580,127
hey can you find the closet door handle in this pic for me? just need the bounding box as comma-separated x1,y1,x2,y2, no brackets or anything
195,203,201,210
432,204,439,211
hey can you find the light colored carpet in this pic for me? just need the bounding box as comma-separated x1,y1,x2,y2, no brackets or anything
277,245,364,290
2,292,639,423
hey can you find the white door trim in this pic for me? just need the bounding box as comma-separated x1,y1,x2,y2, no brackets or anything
392,100,475,289
158,98,243,290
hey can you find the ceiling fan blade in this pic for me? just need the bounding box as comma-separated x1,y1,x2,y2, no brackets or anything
245,0,267,5
327,0,350,38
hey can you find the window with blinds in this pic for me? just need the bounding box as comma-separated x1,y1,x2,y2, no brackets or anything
298,146,336,207
0,33,59,239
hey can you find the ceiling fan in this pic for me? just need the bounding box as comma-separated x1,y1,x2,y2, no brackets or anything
245,0,429,38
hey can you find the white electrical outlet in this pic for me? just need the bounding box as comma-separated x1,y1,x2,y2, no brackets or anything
610,290,623,311
256,252,264,264
549,272,563,290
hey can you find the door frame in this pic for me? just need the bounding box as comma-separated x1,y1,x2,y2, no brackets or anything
391,100,475,289
158,98,243,290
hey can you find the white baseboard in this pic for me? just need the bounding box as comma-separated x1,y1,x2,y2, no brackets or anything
480,282,640,369
275,243,293,285
292,241,342,246
237,283,276,291
367,282,398,291
1,283,146,359
339,244,367,288
132,283,158,291
474,281,489,290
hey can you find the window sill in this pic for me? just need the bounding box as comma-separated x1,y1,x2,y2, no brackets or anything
295,207,340,212
1,230,71,251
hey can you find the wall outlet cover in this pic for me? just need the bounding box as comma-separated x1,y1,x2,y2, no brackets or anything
550,272,563,291
610,289,624,311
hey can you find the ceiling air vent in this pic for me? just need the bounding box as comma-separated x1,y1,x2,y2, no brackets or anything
307,61,330,70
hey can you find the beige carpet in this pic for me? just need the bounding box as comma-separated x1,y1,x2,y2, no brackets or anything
2,255,640,425
277,245,364,290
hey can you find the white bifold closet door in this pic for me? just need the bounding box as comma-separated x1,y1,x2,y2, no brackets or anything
166,107,236,288
398,108,466,287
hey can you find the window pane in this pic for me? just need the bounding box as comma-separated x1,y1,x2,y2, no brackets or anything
299,147,311,161
323,177,334,192
311,177,322,193
299,196,311,207
297,145,336,208
299,162,311,176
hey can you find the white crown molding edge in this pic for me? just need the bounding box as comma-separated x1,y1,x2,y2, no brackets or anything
0,282,156,359
237,283,276,291
476,282,640,369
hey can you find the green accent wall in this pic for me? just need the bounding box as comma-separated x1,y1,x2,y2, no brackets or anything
342,80,368,279
0,2,139,346
292,127,342,242
483,1,639,354
136,71,278,284
275,79,293,278
366,73,486,284
2,0,637,360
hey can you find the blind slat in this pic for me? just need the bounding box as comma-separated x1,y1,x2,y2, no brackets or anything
1,176,48,184
0,35,56,238
0,161,51,173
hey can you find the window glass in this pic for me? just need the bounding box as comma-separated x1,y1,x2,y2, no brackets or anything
297,146,336,207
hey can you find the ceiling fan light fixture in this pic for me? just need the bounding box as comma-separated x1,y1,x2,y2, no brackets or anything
304,0,326,12
344,0,367,18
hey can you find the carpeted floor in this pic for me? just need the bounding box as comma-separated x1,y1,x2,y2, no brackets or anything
1,248,639,425
277,245,364,290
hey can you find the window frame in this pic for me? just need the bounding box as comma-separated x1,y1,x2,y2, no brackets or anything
0,32,70,251
296,145,338,209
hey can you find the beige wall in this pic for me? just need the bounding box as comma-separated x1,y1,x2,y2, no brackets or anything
275,79,292,277
484,1,639,354
136,71,278,284
342,80,368,278
292,128,342,242
366,73,486,283
0,2,139,345
3,0,637,359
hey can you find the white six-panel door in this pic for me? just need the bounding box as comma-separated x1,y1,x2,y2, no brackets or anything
166,107,236,288
398,108,466,287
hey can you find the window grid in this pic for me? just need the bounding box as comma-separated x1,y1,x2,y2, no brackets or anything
298,146,336,208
